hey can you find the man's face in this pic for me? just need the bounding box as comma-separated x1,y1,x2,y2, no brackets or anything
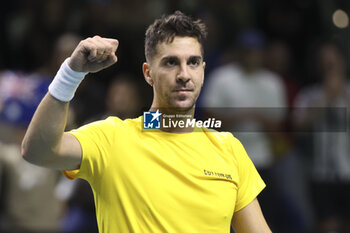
143,37,205,111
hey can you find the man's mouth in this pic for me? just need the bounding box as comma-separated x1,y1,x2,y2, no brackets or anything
173,89,193,93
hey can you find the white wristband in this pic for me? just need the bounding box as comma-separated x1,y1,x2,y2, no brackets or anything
48,58,88,102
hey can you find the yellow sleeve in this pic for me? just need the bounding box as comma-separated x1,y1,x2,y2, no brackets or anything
230,135,266,212
62,117,121,184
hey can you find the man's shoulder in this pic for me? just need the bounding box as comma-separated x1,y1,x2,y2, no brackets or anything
72,116,142,134
102,116,142,132
109,115,142,126
200,128,247,160
201,127,236,144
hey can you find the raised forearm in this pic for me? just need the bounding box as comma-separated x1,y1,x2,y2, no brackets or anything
21,36,119,169
21,93,69,165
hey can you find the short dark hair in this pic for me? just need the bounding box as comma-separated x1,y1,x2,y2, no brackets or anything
145,11,207,62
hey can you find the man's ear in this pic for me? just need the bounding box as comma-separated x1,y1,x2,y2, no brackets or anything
143,62,153,87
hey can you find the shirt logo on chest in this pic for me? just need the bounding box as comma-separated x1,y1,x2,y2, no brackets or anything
204,169,232,180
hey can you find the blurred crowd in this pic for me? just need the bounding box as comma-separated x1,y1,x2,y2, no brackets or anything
1,1,350,233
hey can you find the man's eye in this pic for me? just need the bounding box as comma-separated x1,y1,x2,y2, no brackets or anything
189,59,200,66
166,59,177,66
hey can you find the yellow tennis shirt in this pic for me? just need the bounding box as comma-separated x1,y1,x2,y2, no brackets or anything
63,116,265,233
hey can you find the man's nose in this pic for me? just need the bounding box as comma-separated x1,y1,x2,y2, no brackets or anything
176,63,190,83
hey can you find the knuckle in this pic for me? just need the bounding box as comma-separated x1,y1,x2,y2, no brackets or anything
78,41,86,47
83,37,92,43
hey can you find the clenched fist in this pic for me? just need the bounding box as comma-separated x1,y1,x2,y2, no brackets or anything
68,35,119,73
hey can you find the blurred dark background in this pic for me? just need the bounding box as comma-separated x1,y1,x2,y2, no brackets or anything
1,0,350,122
0,1,350,233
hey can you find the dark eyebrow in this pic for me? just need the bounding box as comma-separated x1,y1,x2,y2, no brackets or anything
160,55,203,61
188,56,203,62
160,56,179,63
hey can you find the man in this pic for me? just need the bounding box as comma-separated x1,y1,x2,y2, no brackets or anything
22,11,271,233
